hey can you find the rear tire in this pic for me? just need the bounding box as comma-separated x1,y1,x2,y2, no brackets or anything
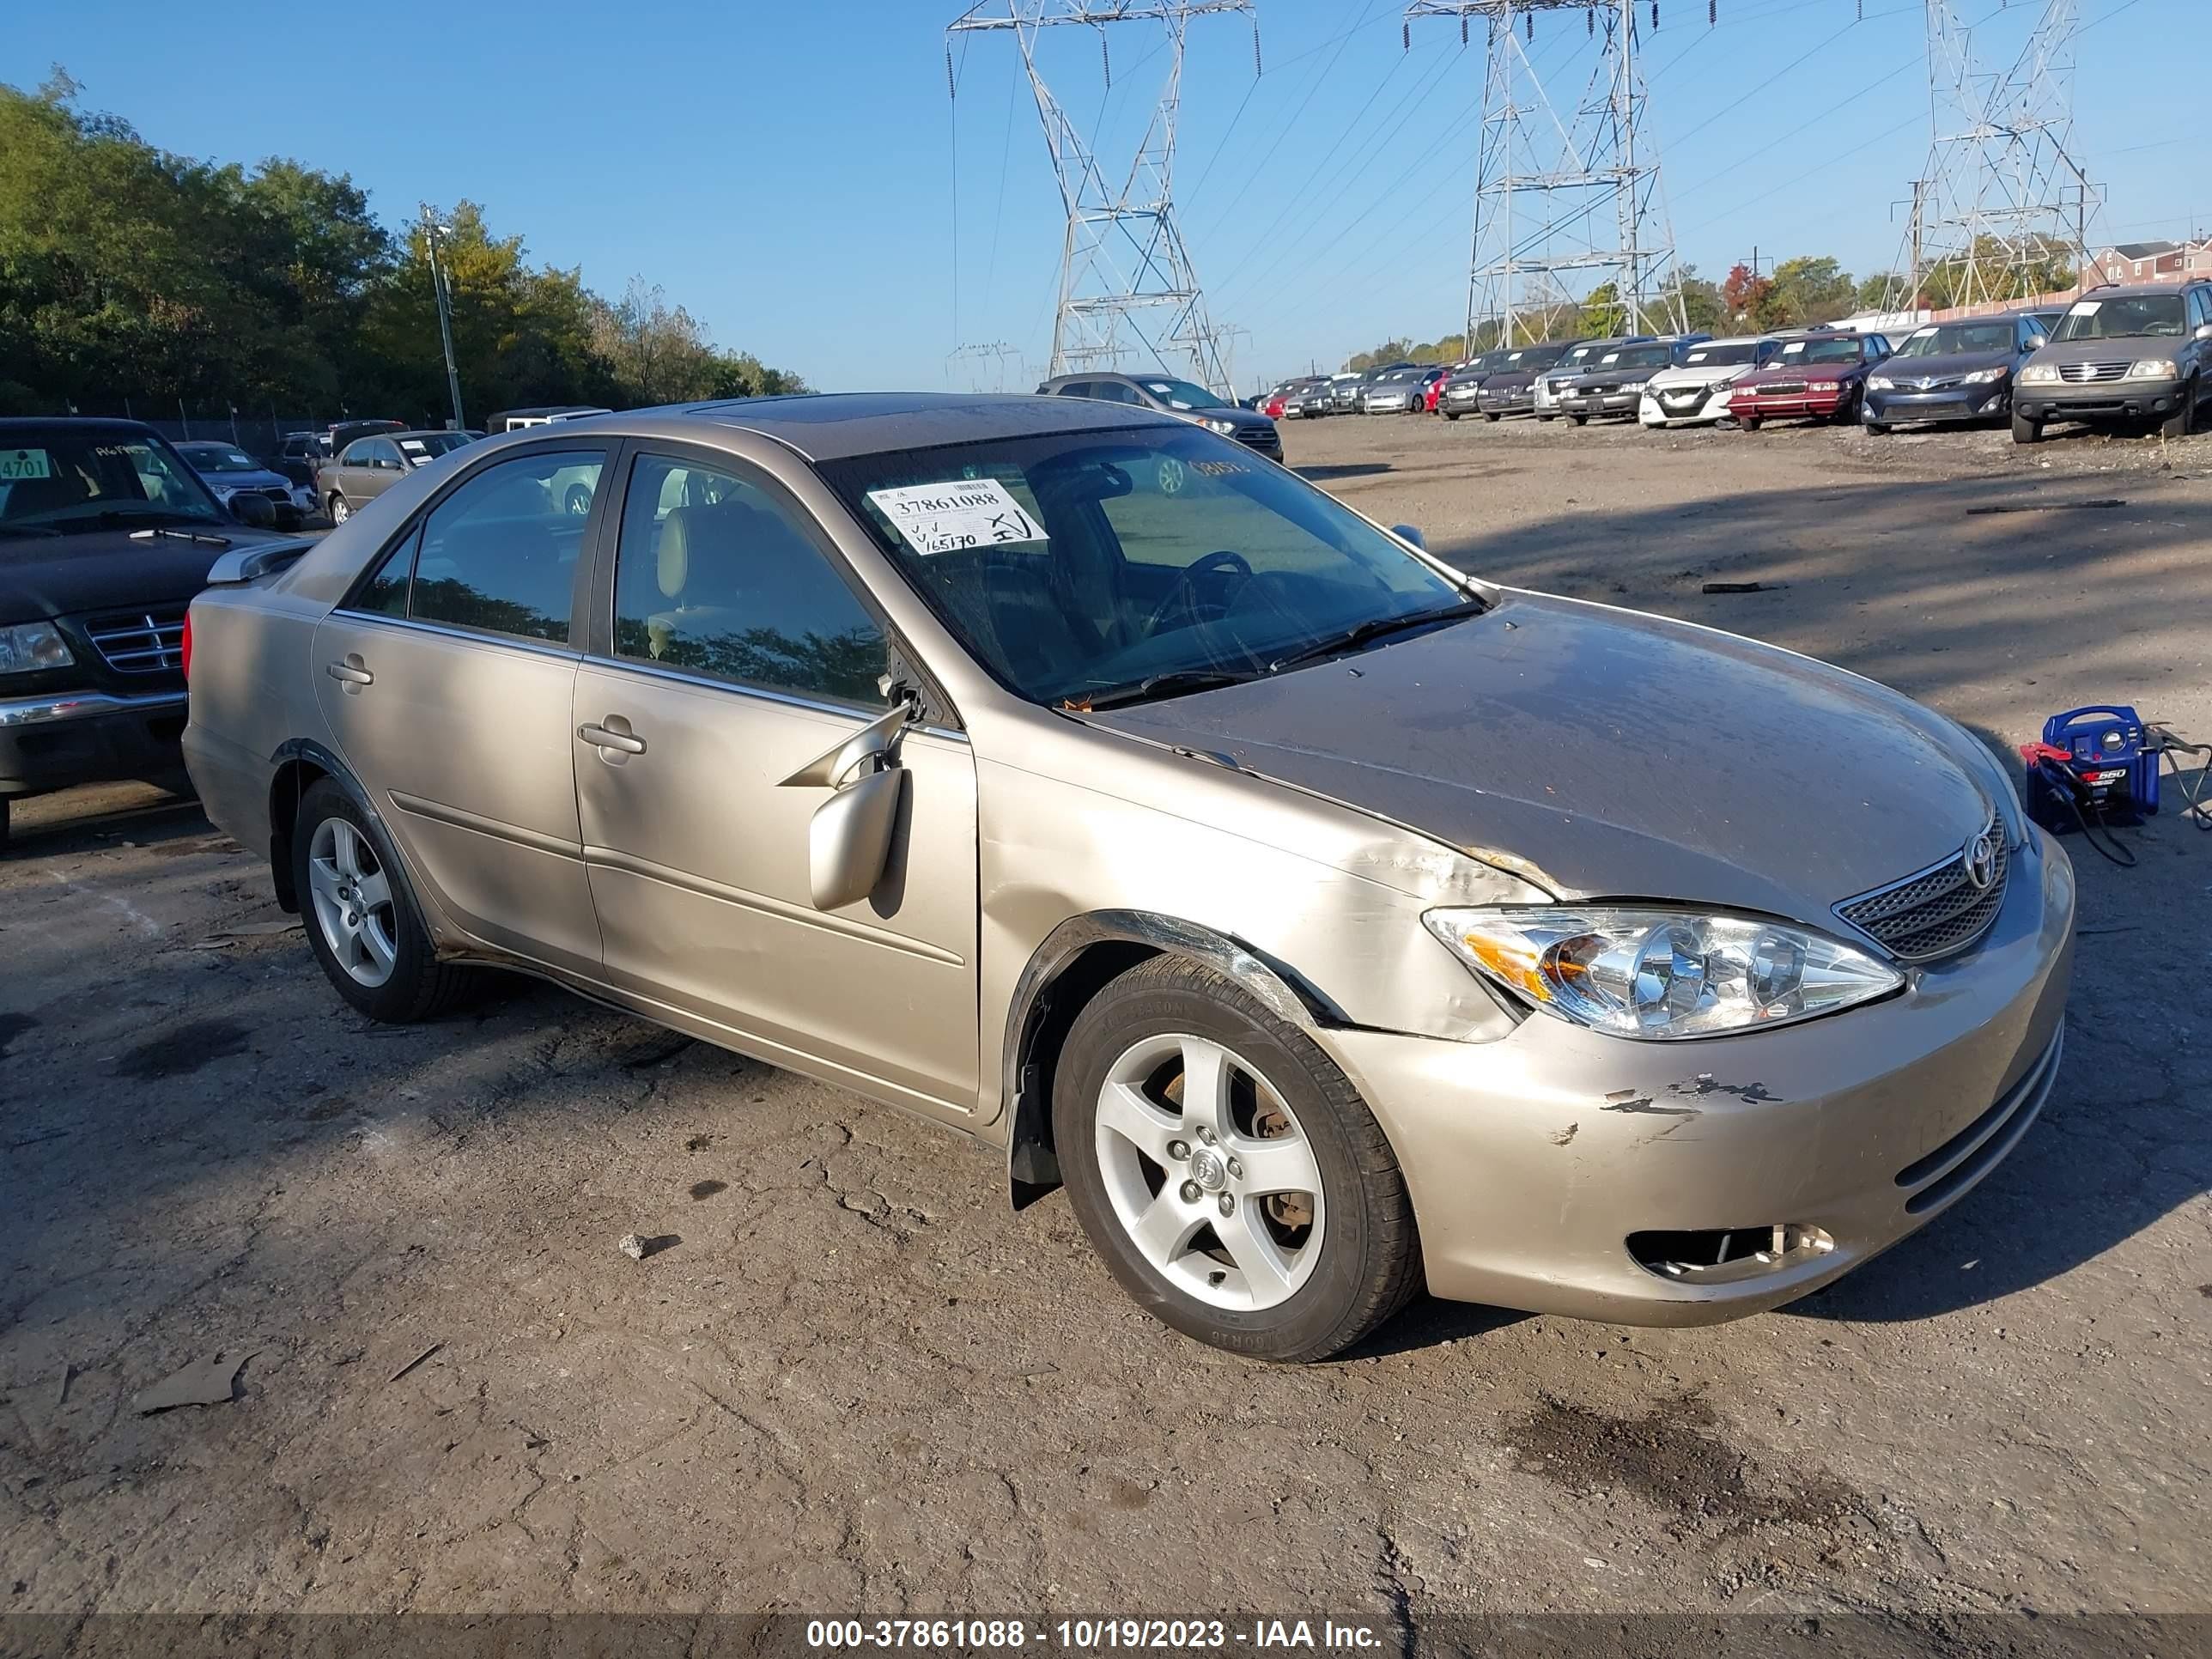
1052,955,1422,1362
327,492,349,524
292,779,482,1023
2012,411,2043,445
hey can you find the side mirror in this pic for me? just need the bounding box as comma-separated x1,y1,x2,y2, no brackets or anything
2196,322,2212,342
1391,524,1427,551
780,702,914,910
2027,334,2048,349
229,493,278,530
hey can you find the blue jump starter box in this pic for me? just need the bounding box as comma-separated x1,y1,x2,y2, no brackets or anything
2022,705,2159,833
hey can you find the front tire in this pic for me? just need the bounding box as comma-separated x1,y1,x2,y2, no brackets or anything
1443,410,1461,422
292,780,480,1023
2012,411,2043,445
2160,380,2197,440
1052,956,1421,1362
1484,411,1502,422
1739,416,1762,431
1864,420,1890,436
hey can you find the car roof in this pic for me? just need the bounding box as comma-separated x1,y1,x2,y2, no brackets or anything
0,416,161,436
604,391,1175,463
2079,282,2197,300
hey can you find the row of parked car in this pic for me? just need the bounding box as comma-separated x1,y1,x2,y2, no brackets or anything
1255,280,2212,443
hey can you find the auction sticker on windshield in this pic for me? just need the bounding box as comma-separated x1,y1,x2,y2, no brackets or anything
867,479,1045,555
1,448,53,481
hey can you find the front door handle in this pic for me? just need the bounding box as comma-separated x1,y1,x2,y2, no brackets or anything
578,720,647,756
326,659,373,686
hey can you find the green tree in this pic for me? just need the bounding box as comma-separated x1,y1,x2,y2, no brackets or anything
1758,256,1858,329
1577,283,1626,337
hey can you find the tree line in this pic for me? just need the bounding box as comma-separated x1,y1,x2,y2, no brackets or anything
1342,240,2081,371
0,71,805,427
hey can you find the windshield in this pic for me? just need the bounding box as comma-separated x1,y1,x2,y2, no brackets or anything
1141,378,1230,411
1893,322,2014,357
2057,294,2186,341
181,444,263,472
1607,344,1674,370
1682,341,1760,368
818,428,1470,708
1557,345,1598,370
0,429,224,532
1777,336,1866,365
397,431,473,463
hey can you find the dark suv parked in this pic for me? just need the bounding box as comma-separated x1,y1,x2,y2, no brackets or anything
2014,282,2212,442
0,418,302,849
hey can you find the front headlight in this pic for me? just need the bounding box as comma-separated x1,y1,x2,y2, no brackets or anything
1867,375,1895,391
1963,365,2008,385
1807,380,1841,392
2021,363,2061,385
1424,906,1903,1040
0,619,76,675
1202,416,1238,435
2127,359,2180,381
1623,380,1649,392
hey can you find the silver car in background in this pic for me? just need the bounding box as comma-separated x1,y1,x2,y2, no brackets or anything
182,394,2073,1362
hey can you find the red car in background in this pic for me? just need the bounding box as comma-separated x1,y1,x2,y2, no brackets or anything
1424,369,1453,414
1728,331,1893,428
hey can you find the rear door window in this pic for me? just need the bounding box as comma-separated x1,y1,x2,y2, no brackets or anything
398,449,605,645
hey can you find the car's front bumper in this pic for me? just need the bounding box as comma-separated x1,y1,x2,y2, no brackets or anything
1322,824,2075,1325
0,688,191,799
1864,381,2009,424
1732,391,1850,422
1556,391,1644,418
1638,387,1732,426
1479,390,1535,416
2015,382,2185,423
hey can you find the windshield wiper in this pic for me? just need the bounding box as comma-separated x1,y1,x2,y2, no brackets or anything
1268,598,1488,673
129,526,234,548
1079,669,1262,710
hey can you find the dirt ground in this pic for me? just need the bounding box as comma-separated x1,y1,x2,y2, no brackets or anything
3,409,2209,1641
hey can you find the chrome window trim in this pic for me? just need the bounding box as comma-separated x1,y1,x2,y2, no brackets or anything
320,609,581,662
575,651,969,744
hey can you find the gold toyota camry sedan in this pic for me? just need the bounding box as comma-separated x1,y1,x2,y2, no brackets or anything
181,394,2073,1360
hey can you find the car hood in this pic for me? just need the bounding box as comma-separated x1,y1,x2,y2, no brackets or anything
1649,362,1752,390
0,526,292,619
1876,349,2011,379
1480,370,1539,392
1736,359,1867,384
2030,336,2179,367
1085,591,1996,925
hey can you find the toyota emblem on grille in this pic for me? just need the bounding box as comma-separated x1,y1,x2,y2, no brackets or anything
1963,830,1999,891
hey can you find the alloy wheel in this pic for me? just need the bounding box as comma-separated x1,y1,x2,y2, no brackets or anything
1092,1031,1325,1312
307,817,398,988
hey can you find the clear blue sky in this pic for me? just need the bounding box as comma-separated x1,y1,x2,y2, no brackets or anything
3,0,2191,394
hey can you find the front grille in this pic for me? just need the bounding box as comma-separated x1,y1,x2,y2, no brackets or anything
1233,428,1279,450
1759,380,1807,395
1835,821,2008,963
85,607,187,674
2057,361,2130,384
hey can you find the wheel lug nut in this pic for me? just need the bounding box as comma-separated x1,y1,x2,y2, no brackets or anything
1227,1158,1243,1179
1168,1140,1190,1161
1179,1180,1202,1203
1196,1126,1215,1145
1217,1194,1235,1217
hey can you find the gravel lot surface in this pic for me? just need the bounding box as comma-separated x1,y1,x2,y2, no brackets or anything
3,410,2208,1638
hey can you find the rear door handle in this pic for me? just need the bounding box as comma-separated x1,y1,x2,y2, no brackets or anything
326,660,373,686
578,721,646,756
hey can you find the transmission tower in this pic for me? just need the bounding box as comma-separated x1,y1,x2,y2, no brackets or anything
946,1,1258,392
1407,0,1687,350
1899,0,2100,311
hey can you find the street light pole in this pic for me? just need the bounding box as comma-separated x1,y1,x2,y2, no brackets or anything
421,204,466,432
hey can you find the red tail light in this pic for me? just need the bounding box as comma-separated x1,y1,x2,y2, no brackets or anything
181,610,193,682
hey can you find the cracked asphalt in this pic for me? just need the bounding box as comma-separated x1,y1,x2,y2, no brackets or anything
2,412,2208,1635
